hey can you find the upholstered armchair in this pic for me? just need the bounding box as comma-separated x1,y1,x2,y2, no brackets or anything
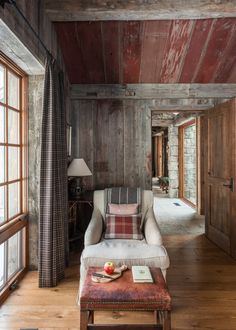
79,187,170,294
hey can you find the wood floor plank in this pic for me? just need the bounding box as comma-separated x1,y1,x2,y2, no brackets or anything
1,232,236,329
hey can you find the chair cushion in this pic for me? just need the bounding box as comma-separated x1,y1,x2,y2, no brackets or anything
108,203,138,215
104,214,143,240
81,239,170,270
104,187,142,213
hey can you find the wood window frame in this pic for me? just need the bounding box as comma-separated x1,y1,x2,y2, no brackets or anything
0,53,28,305
178,119,197,208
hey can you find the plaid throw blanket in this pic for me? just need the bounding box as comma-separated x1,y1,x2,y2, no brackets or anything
104,187,142,213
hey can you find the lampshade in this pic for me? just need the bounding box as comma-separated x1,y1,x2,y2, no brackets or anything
68,158,92,177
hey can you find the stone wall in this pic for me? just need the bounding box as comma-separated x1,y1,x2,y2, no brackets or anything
184,124,196,204
28,76,44,269
168,125,179,198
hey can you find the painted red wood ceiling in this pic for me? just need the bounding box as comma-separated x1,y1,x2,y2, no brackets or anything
54,19,236,84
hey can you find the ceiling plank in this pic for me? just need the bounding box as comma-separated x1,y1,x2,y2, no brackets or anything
45,1,236,21
194,18,235,83
215,23,236,82
75,22,105,83
101,22,120,83
179,19,213,83
152,119,174,127
54,22,87,83
123,21,142,83
160,20,194,83
71,83,236,99
139,21,171,83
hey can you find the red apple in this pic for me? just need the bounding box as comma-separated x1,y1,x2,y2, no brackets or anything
104,261,115,275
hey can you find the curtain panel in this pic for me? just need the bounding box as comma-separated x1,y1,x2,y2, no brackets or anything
39,56,68,287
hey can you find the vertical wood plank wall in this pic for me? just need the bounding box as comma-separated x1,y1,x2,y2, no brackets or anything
72,99,152,190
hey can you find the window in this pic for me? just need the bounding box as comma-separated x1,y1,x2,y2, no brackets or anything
0,54,28,303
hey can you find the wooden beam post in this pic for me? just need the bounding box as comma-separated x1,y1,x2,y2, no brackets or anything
45,0,236,21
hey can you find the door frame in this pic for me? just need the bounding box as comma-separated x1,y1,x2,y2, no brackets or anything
178,119,197,208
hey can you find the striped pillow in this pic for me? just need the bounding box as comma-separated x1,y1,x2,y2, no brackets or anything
104,214,143,240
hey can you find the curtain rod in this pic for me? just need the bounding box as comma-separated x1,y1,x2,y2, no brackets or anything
0,0,53,59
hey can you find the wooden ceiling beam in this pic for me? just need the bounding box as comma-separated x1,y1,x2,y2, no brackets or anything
152,119,174,127
71,84,235,100
45,0,236,21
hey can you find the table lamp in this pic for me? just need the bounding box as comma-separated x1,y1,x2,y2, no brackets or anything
68,158,92,199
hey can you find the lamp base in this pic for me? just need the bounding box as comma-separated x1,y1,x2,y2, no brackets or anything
68,177,84,199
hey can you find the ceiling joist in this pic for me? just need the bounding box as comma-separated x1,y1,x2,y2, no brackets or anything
45,0,236,21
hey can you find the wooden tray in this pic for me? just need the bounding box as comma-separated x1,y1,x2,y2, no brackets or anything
91,265,128,283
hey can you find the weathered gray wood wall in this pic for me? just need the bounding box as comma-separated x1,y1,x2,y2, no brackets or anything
72,100,152,190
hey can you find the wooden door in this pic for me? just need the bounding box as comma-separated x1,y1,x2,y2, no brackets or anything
205,99,236,257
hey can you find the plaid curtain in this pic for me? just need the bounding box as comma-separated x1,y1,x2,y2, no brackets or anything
39,56,68,287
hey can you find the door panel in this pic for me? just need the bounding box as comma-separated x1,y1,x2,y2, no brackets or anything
208,111,230,178
205,99,236,257
209,185,230,234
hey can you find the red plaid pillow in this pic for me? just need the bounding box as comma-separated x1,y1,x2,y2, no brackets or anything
104,214,143,240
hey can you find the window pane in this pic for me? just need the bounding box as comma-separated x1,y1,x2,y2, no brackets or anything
0,146,5,183
8,232,20,279
0,106,6,143
8,182,20,218
8,147,20,181
0,242,5,289
8,109,20,144
0,186,6,224
0,65,5,104
8,71,19,109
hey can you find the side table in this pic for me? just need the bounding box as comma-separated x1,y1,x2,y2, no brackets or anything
68,190,94,250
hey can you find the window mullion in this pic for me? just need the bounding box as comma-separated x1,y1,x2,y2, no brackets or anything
19,78,23,215
18,230,22,270
4,241,8,284
5,68,8,223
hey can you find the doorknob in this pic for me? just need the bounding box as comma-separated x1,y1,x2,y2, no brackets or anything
223,178,234,192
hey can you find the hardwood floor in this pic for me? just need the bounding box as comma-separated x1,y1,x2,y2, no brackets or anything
1,234,236,329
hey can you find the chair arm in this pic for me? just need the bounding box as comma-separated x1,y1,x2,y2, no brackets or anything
84,207,104,247
144,208,163,245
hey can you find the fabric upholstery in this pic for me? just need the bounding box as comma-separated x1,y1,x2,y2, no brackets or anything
39,57,68,287
104,187,142,213
104,214,143,240
81,239,169,269
144,208,163,245
84,207,103,247
108,203,138,215
94,190,153,219
79,188,170,297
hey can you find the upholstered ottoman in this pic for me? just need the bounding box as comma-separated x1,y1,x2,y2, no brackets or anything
80,267,171,330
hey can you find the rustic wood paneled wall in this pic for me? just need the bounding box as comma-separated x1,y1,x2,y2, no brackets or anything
72,100,152,190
